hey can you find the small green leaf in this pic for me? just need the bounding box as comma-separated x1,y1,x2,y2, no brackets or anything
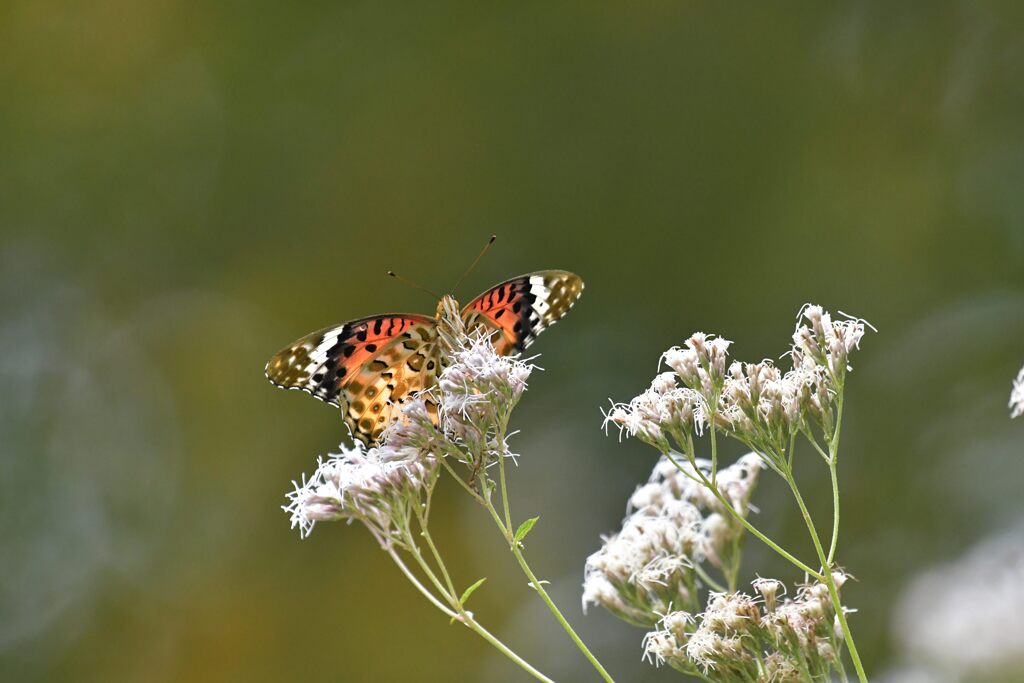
514,516,540,542
459,578,487,606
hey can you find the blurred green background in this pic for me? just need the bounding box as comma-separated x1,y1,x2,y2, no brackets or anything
3,2,1023,681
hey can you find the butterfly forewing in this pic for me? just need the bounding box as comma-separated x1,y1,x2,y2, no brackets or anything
265,313,442,443
341,322,442,443
461,270,584,355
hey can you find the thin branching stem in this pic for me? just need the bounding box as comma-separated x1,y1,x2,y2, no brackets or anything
439,438,617,683
826,388,845,565
386,545,456,615
783,467,868,683
413,503,458,601
693,561,728,593
709,408,719,486
663,448,824,582
489,459,618,683
507,534,617,683
384,546,556,683
497,428,513,531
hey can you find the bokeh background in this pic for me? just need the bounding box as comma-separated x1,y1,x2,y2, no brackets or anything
3,2,1023,682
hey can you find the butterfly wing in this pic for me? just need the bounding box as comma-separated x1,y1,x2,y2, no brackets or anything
461,270,584,355
265,314,442,444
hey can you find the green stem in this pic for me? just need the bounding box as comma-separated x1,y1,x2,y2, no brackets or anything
386,545,455,615
827,458,840,566
491,460,617,683
663,450,824,582
803,431,830,461
709,416,719,486
726,532,742,591
826,390,845,565
793,646,816,683
414,505,458,600
441,458,487,504
403,529,459,607
693,562,727,593
385,548,556,683
783,469,868,683
498,440,513,531
442,448,616,682
509,539,617,683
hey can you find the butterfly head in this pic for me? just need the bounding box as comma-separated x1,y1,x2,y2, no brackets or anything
435,294,460,322
436,294,467,356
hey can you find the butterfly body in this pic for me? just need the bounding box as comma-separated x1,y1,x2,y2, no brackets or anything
266,271,583,445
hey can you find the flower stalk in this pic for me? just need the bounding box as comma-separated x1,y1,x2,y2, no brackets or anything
598,304,872,682
283,329,620,683
433,333,618,682
281,408,558,683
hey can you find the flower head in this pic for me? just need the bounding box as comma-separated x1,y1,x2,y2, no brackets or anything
663,333,733,398
283,407,436,541
584,454,764,624
438,330,535,459
606,304,870,472
752,576,784,612
791,304,869,379
602,373,706,450
642,578,850,679
582,507,703,624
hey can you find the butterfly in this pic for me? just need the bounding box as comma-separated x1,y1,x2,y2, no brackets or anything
265,270,584,445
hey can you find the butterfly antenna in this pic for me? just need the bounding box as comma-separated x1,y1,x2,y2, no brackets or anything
386,271,443,301
453,234,497,295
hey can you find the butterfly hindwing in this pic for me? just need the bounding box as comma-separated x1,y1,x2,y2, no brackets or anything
265,313,441,443
461,270,584,355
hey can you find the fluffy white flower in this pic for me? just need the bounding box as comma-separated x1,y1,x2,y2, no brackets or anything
438,330,535,451
602,374,707,448
585,454,765,624
641,578,849,677
1010,365,1024,419
663,333,733,396
283,436,434,539
791,303,869,378
751,576,784,612
612,305,868,461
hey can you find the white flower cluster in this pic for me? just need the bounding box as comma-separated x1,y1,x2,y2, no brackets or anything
790,304,866,378
282,424,437,541
602,371,706,451
643,573,850,681
605,304,868,464
582,455,763,626
1010,364,1024,419
438,330,534,456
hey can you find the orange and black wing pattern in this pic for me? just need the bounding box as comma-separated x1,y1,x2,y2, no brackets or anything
265,314,441,444
461,271,584,356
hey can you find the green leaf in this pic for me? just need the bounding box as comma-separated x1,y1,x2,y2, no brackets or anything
459,578,487,606
514,516,540,543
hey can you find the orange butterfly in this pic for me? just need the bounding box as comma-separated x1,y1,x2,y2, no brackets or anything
265,268,584,445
